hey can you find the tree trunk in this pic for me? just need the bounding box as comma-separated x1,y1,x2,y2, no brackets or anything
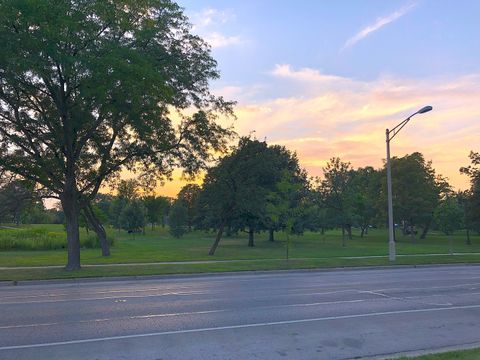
209,223,224,255
342,226,346,247
269,228,275,242
466,228,471,245
83,203,110,257
360,226,365,238
151,222,154,231
248,228,255,247
62,192,81,271
321,227,325,235
420,220,431,239
410,223,416,244
346,224,352,240
286,234,290,260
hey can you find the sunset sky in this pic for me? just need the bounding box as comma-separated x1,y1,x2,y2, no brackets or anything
158,0,480,196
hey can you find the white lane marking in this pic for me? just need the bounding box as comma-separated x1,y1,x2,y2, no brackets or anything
371,282,480,293
0,299,366,330
2,304,480,351
279,299,365,308
0,285,198,300
357,289,456,306
0,291,207,305
0,310,225,330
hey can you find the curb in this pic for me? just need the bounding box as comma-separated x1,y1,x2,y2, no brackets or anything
2,263,480,287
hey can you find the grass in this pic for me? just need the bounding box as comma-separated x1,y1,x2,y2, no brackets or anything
396,347,480,359
0,224,479,281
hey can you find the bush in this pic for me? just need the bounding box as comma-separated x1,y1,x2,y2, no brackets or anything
0,227,114,250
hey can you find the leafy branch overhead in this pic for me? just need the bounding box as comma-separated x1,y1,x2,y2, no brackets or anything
0,0,235,269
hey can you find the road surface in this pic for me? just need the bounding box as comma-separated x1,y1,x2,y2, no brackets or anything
1,265,480,359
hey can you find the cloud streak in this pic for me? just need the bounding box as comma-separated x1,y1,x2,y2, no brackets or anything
342,3,417,50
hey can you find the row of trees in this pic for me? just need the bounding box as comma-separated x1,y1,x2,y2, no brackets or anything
163,138,479,255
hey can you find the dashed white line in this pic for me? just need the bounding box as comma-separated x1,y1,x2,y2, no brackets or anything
2,303,480,351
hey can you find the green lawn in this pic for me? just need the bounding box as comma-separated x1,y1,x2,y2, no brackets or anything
0,224,479,281
396,347,480,359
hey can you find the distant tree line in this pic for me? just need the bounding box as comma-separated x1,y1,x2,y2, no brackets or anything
2,139,479,257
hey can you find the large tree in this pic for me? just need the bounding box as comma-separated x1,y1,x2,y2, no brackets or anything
379,152,450,241
196,138,305,254
460,151,480,239
0,0,233,270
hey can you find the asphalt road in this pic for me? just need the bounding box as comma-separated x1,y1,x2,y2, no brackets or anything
1,265,480,360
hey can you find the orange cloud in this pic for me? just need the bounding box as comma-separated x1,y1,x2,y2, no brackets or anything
229,66,480,190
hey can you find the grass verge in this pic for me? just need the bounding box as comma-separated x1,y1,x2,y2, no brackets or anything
1,254,480,282
396,347,480,359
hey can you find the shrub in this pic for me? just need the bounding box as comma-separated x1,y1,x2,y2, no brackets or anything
0,227,114,250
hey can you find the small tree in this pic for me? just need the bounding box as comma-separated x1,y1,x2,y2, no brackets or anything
177,184,201,231
433,197,463,254
169,200,188,238
120,201,145,234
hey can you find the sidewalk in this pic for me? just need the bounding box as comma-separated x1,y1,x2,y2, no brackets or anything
2,252,479,270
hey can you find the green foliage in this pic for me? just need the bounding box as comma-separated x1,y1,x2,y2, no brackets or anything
460,151,480,233
317,157,355,239
169,200,188,238
0,0,234,268
177,184,201,230
120,201,145,233
143,195,171,229
380,152,450,237
0,227,113,250
434,197,464,235
196,138,308,251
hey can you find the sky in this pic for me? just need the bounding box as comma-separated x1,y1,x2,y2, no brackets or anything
157,0,480,196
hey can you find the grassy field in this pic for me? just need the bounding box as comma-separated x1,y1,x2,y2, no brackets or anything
396,347,480,359
0,224,479,281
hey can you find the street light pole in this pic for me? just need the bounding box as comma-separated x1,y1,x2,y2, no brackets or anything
386,129,395,261
386,105,432,262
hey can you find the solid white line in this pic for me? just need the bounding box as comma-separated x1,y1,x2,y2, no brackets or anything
0,299,366,330
0,291,207,305
0,310,225,330
2,304,480,351
0,286,196,300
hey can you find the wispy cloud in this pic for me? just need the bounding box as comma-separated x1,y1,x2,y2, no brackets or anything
189,8,245,49
190,8,234,29
342,3,417,50
203,32,244,49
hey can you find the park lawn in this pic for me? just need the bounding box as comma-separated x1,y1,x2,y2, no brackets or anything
396,347,480,359
0,224,479,281
0,224,479,267
1,224,479,265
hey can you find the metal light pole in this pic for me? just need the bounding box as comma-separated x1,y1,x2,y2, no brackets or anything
386,105,432,262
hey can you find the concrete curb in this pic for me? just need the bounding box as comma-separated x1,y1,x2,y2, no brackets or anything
2,262,480,287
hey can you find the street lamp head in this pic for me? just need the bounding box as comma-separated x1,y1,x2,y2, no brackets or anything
417,105,433,114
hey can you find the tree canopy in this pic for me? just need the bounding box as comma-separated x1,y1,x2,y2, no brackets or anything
0,0,234,269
